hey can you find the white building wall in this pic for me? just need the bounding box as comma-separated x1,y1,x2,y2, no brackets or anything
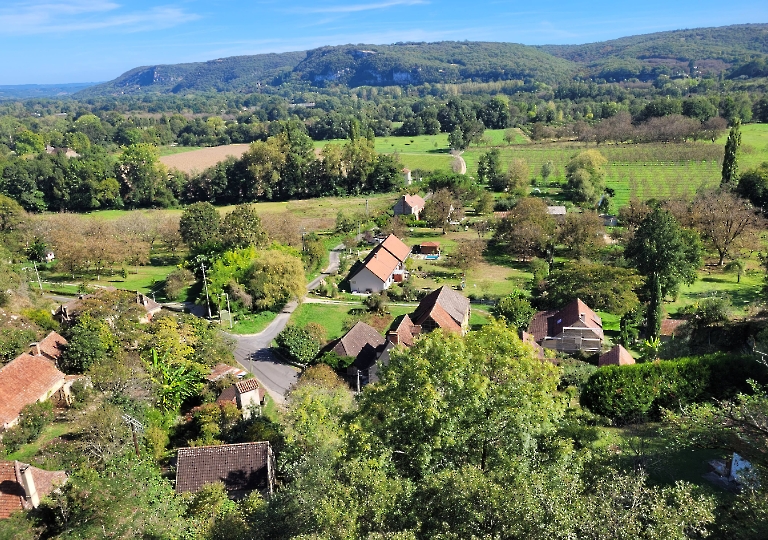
350,267,388,293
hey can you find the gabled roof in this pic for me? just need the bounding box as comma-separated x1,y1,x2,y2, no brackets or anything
0,355,65,428
175,442,272,494
379,234,411,262
420,241,440,248
0,461,67,518
388,314,420,347
547,299,603,337
356,246,400,283
234,378,261,394
207,363,247,382
599,345,635,366
33,331,67,360
401,194,425,210
331,322,386,360
411,286,470,332
527,299,603,343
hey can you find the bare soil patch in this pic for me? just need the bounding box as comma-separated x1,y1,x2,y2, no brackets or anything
160,144,251,174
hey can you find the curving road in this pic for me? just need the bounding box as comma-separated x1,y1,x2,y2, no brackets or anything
227,244,344,403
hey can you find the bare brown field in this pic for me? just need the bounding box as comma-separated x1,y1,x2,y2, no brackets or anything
159,144,251,174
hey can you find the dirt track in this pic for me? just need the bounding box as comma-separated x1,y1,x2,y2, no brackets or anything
159,144,251,174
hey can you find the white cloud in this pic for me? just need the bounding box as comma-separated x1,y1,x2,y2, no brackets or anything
0,1,199,35
301,0,427,14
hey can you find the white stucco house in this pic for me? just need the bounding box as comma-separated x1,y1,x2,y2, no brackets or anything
348,234,410,293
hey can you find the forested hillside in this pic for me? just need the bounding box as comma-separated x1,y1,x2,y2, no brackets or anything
75,23,768,97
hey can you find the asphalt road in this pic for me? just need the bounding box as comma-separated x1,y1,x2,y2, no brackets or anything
228,244,345,403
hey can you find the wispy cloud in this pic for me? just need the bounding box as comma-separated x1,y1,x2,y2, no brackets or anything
0,1,199,35
302,0,427,14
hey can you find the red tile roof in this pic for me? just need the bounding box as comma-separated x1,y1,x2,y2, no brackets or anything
402,194,425,211
175,442,273,494
379,234,411,262
527,299,603,342
33,331,67,361
599,345,635,366
207,363,247,381
0,461,66,519
0,461,25,519
358,246,400,283
411,286,470,333
389,314,420,347
0,355,65,428
420,241,440,248
660,318,686,337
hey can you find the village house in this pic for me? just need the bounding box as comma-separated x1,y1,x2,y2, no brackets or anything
216,378,266,419
348,234,410,293
419,241,441,256
0,331,73,430
410,286,471,335
527,298,604,354
393,193,425,220
0,460,67,519
175,441,275,499
324,321,387,390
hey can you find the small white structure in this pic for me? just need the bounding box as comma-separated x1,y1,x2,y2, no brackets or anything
44,251,55,263
217,378,265,419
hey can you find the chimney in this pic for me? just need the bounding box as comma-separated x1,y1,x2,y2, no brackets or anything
16,462,40,508
29,342,41,357
387,331,399,346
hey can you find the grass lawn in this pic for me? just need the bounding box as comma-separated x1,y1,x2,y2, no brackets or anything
715,123,768,170
158,145,202,157
228,311,279,335
290,302,415,342
595,423,725,490
6,421,74,463
397,153,455,172
38,264,177,296
668,266,763,317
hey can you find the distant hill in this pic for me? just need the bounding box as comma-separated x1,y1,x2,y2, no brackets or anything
540,23,768,81
77,23,768,96
0,82,98,100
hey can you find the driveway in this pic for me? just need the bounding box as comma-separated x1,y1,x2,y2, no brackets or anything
227,244,345,403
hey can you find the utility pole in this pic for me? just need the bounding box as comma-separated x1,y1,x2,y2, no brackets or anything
224,292,232,329
200,263,212,318
32,261,42,291
121,414,144,458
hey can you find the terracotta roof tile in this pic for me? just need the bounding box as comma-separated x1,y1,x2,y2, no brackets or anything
402,194,425,211
175,442,272,494
33,331,67,361
599,345,635,366
357,246,400,283
660,318,685,337
0,355,65,428
207,363,246,381
0,461,24,519
390,314,420,347
527,310,558,343
411,286,470,332
379,234,411,262
0,461,66,519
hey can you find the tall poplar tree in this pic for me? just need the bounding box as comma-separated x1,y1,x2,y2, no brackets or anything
721,119,742,186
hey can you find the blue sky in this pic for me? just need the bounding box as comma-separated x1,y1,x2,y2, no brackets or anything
2,0,766,85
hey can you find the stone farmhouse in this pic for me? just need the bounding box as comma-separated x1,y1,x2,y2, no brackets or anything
0,460,67,519
393,194,425,220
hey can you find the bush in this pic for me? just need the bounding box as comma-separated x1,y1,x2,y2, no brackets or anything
163,268,194,301
1,401,54,454
275,325,320,365
581,354,768,424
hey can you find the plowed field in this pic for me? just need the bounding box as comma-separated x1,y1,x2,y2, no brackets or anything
159,144,250,173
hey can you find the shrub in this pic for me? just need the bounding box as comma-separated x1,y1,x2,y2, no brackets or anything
1,401,54,454
163,268,194,301
581,354,767,424
275,325,320,365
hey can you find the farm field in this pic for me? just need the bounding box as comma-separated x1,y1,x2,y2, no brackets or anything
159,143,250,173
